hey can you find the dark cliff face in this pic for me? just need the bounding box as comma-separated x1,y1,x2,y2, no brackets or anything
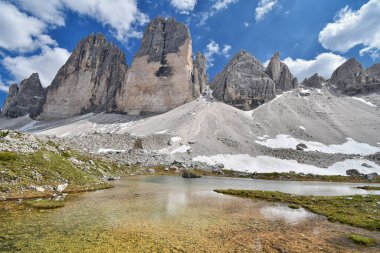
39,33,128,119
192,51,208,95
1,73,46,119
329,58,380,95
135,17,190,63
266,52,298,92
302,73,325,88
211,50,276,110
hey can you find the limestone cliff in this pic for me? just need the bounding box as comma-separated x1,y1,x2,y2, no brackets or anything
192,51,208,95
266,52,298,92
302,73,325,88
116,17,199,115
38,33,128,119
210,50,276,110
1,73,46,118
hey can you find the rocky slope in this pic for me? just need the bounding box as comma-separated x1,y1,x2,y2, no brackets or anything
1,73,46,119
38,33,128,119
266,52,298,92
210,50,276,110
302,73,325,88
116,17,200,115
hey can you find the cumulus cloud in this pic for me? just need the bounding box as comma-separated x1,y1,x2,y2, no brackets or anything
0,1,56,52
281,53,347,81
2,46,70,87
170,0,197,13
198,0,238,25
255,0,278,21
319,0,380,59
204,40,231,68
13,0,149,42
0,79,10,93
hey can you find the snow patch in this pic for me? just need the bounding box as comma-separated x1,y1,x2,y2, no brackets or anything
170,136,182,143
256,134,380,155
351,97,376,107
156,129,169,134
98,148,126,154
19,120,38,131
299,126,306,131
171,145,191,154
193,154,380,175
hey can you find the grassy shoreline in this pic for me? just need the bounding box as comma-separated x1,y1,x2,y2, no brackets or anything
214,189,380,231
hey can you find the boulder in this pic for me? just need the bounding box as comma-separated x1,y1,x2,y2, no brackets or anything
266,52,298,92
296,143,308,151
1,73,46,118
38,33,128,119
346,169,362,177
182,170,201,178
302,73,325,88
210,50,276,110
116,17,200,115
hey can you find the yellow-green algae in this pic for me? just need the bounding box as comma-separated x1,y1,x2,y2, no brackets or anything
214,189,380,231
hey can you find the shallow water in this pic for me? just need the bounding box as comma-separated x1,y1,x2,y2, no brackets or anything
1,176,379,252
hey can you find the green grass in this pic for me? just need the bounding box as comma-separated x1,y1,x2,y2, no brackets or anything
0,139,131,199
357,186,380,191
348,234,377,246
287,204,300,209
24,199,65,209
214,189,380,231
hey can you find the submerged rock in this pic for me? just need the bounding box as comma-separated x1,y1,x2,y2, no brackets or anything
182,170,201,178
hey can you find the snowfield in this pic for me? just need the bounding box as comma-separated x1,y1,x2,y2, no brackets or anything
193,154,380,176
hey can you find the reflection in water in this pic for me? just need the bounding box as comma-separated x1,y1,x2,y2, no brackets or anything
166,191,187,215
1,176,379,252
261,205,317,225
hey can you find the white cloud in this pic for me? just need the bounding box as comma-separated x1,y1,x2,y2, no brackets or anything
281,53,347,81
212,0,238,11
0,1,55,52
16,0,65,27
198,0,238,25
170,0,197,13
255,0,278,21
13,0,149,42
61,0,149,41
319,0,380,59
204,40,231,68
0,79,10,93
2,46,70,87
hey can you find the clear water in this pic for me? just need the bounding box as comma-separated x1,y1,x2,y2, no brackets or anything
0,176,379,252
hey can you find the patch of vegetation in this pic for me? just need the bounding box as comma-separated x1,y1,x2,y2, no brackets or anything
0,139,131,199
357,186,380,191
288,204,300,209
0,131,9,138
214,189,380,231
0,151,18,161
24,199,64,209
348,234,377,246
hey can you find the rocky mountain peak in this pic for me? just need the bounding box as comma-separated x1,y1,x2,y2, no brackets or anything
302,73,325,88
116,17,198,115
329,58,365,91
266,52,298,92
192,51,208,94
211,50,276,110
38,32,128,119
1,73,46,118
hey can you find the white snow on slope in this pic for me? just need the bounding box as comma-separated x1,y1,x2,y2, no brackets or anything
193,154,380,175
255,135,380,155
351,97,376,107
98,148,126,153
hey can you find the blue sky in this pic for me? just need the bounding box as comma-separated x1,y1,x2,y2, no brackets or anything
0,0,379,105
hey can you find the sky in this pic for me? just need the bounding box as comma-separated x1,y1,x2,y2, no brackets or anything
0,0,379,105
